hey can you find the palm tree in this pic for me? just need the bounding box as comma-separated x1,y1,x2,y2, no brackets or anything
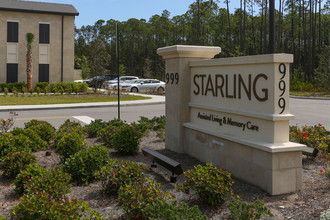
26,33,34,90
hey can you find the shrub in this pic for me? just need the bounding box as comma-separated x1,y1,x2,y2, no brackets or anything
118,178,174,219
146,199,207,220
290,124,329,154
78,83,88,93
320,209,330,220
58,119,84,133
24,120,56,144
133,116,165,135
56,132,87,162
227,199,274,220
0,111,18,134
177,163,234,206
0,133,32,158
56,119,85,142
95,160,148,195
11,127,49,151
85,119,109,138
25,166,71,200
1,151,37,179
10,191,104,220
112,124,142,155
97,125,118,147
14,164,47,195
63,145,110,183
35,82,49,93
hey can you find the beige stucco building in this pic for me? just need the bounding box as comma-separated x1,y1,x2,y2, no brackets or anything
0,0,79,85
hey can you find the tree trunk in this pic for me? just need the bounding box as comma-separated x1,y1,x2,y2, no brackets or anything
242,0,246,54
26,50,33,90
226,0,232,54
308,0,312,80
264,0,268,54
240,0,243,53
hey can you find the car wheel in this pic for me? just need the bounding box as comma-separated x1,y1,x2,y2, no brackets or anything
157,87,164,94
131,87,138,93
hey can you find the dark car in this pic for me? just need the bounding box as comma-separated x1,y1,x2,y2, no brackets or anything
87,74,117,88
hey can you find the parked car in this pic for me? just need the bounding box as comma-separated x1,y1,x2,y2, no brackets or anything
104,76,139,89
121,79,165,93
85,74,117,88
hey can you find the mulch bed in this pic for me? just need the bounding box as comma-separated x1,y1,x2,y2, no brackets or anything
0,131,329,219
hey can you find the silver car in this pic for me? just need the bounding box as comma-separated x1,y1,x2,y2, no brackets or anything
121,79,165,93
104,76,139,89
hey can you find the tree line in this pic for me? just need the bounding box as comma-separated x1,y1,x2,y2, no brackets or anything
74,0,329,88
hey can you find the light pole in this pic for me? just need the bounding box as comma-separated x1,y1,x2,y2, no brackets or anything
116,23,120,119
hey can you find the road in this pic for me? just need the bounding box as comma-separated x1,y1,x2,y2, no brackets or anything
290,97,330,130
0,97,329,130
1,104,165,129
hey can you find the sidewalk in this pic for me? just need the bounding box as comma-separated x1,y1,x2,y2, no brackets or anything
0,93,165,112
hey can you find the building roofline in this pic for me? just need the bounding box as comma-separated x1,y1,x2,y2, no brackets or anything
0,0,79,16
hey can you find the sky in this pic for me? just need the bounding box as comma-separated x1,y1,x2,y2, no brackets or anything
24,0,241,28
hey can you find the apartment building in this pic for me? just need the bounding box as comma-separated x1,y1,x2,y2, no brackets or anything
0,0,79,84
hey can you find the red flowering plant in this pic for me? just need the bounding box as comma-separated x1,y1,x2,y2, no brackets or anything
290,124,329,154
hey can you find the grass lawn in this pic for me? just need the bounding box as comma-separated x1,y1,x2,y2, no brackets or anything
0,94,151,105
290,91,330,97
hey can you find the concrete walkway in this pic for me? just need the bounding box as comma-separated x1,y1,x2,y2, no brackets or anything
0,93,165,112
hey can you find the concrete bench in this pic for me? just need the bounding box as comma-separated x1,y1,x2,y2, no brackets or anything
142,147,183,183
302,147,319,158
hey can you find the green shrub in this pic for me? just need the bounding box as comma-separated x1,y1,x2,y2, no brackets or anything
35,82,49,93
320,209,330,220
10,191,104,220
227,199,273,220
97,125,118,147
24,120,56,144
177,163,234,206
14,164,47,195
0,133,32,158
112,124,142,155
78,83,88,93
95,160,148,195
11,127,49,151
118,178,174,219
107,118,127,127
25,166,71,200
56,119,85,142
1,151,37,179
133,116,165,135
146,199,207,220
85,119,109,138
63,145,110,183
56,132,87,162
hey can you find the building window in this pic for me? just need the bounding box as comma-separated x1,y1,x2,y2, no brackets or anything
39,64,49,82
7,22,18,43
7,64,18,83
39,24,50,44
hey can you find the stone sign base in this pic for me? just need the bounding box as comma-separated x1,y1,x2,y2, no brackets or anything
183,125,303,195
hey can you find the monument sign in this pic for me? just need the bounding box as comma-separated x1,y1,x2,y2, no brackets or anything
157,45,306,195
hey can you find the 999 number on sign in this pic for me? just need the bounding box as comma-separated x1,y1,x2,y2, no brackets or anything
278,63,286,114
165,73,179,85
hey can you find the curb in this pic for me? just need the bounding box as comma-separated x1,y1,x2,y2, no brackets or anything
290,96,330,101
0,93,165,112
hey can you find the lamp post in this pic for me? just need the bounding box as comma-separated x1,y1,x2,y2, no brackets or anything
269,0,275,53
116,23,120,119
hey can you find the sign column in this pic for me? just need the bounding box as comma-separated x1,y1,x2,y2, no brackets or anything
157,45,221,153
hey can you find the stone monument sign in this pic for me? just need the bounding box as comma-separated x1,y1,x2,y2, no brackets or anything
157,45,306,195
